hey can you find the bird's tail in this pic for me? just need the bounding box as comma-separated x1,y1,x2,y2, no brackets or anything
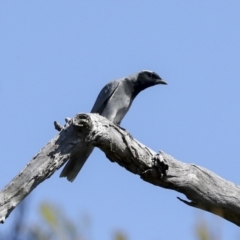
60,145,94,182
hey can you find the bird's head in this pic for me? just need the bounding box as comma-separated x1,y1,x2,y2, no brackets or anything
130,70,167,93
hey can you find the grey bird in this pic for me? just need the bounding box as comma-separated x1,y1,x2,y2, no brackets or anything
60,70,167,182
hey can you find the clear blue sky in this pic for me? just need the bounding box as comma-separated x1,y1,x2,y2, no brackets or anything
1,1,240,239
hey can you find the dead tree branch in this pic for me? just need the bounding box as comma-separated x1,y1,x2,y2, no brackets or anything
1,113,240,226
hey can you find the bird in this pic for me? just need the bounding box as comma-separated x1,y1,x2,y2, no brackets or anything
60,70,167,182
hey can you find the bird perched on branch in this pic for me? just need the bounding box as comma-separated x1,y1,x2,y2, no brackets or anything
60,70,167,182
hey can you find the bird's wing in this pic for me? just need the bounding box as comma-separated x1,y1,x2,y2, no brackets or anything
91,80,120,114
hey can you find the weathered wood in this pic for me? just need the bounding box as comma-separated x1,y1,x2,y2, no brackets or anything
0,114,91,223
1,113,240,226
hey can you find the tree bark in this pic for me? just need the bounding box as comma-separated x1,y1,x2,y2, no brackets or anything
0,113,240,226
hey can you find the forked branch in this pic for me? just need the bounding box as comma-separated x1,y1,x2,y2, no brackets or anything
0,113,240,226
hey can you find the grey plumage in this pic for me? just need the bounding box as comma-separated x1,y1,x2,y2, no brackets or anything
60,70,167,182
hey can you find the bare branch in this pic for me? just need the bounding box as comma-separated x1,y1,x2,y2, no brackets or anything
1,113,240,227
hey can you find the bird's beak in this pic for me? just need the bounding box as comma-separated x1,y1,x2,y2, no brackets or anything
156,79,167,85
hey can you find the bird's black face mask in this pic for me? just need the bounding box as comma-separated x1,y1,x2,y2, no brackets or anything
136,71,167,90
